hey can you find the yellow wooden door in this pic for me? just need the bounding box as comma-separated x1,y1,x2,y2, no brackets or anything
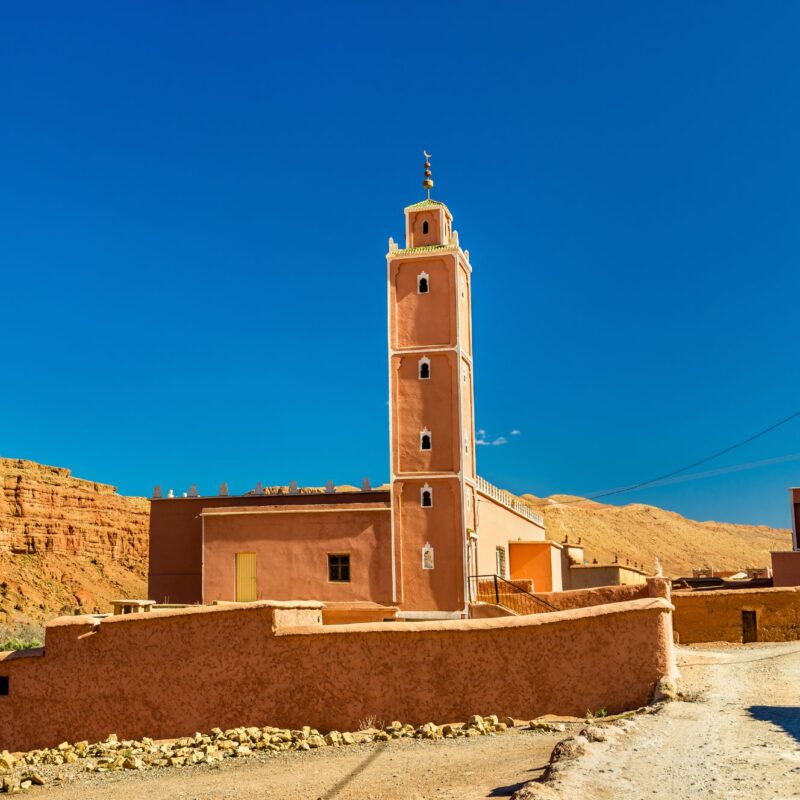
235,552,257,602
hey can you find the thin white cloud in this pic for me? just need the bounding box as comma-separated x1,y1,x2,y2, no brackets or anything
477,429,486,437
492,436,508,446
510,429,521,436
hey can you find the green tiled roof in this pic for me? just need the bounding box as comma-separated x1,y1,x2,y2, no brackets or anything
392,244,457,256
404,198,446,211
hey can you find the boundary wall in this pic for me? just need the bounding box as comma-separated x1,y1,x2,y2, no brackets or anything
533,582,654,610
0,595,674,753
672,587,800,643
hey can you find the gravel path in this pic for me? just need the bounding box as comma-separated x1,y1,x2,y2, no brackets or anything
34,728,563,800
553,642,800,799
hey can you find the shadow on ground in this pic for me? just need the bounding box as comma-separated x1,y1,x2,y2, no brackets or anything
747,706,800,744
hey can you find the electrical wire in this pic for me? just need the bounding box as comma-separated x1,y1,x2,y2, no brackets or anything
550,408,800,505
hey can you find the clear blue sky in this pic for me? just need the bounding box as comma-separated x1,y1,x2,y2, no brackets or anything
2,2,799,528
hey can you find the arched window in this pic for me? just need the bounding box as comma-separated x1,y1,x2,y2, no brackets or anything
419,357,430,380
421,483,433,508
417,272,429,294
420,428,432,451
422,220,429,234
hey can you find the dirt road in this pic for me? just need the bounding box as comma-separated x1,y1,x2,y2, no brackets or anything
554,642,800,799
37,728,562,800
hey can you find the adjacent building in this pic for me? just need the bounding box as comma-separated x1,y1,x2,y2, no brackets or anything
772,487,800,586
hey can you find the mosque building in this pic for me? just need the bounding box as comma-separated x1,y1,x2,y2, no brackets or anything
147,156,647,620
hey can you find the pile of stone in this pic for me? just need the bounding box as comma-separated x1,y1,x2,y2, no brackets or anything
0,714,519,790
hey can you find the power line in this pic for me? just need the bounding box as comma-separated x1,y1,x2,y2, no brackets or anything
550,408,800,506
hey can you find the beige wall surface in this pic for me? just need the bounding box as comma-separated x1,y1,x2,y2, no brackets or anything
673,587,800,643
202,505,393,606
0,597,674,753
568,565,648,591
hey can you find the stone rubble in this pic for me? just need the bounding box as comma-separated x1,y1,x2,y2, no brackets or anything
0,713,522,792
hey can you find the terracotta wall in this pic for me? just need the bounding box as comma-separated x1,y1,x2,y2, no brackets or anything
771,551,800,587
202,503,392,605
672,587,800,643
0,596,674,753
393,477,464,612
148,491,390,605
534,582,652,610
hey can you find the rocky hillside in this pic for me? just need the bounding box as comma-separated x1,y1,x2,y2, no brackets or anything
0,458,148,625
519,493,793,578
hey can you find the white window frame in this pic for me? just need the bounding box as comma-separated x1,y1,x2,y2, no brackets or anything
417,272,430,294
420,482,433,509
418,356,431,380
420,427,432,451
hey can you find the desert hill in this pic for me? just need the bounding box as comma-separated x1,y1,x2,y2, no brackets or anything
519,492,793,578
0,458,148,629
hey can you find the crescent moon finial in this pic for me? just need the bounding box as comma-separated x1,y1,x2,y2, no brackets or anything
422,150,434,199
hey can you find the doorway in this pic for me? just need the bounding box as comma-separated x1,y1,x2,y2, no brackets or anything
235,552,257,602
742,610,757,643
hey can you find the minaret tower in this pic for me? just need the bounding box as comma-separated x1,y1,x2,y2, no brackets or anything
387,153,477,616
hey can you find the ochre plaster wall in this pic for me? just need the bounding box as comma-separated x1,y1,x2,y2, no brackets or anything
0,597,674,753
202,504,392,605
476,495,546,579
509,541,561,592
672,587,800,643
771,551,800,587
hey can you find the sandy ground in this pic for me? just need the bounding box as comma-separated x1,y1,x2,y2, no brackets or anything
33,728,563,800
553,642,800,799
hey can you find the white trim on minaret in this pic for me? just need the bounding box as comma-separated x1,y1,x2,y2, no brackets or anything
419,356,431,380
420,427,432,451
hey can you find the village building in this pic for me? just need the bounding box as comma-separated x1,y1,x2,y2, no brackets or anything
148,159,646,619
771,487,800,586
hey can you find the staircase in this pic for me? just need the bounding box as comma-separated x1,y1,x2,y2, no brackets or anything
469,574,558,616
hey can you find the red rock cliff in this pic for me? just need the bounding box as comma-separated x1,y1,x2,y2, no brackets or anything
0,458,149,625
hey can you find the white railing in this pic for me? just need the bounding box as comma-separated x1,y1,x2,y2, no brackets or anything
475,476,545,527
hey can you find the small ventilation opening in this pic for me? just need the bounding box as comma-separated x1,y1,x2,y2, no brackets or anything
419,360,430,379
421,489,432,508
421,433,432,451
417,273,429,294
422,220,429,234
0,676,8,696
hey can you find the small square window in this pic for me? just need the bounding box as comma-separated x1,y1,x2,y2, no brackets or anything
328,554,351,583
0,676,8,696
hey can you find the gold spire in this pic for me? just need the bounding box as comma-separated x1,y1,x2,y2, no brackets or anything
423,150,433,199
